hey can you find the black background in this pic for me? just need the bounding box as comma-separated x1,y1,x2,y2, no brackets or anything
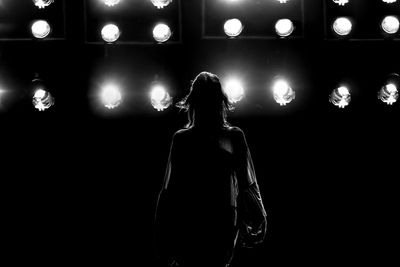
1,1,399,266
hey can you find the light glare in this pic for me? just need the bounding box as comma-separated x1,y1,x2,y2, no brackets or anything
378,83,399,105
104,0,120,6
151,0,173,9
101,84,122,109
153,23,172,43
101,24,121,43
273,80,295,106
330,86,351,108
332,0,349,6
333,17,352,36
33,89,54,111
224,79,244,104
381,16,400,34
224,19,243,38
31,20,51,39
33,0,54,9
150,85,172,111
275,19,294,37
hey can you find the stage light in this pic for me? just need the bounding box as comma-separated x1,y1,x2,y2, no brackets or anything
224,79,244,104
33,0,54,9
272,79,295,106
332,0,349,6
150,85,172,111
32,89,54,111
333,17,353,36
103,0,120,7
329,86,351,108
223,19,243,38
101,24,121,43
101,84,122,109
381,16,400,35
151,0,173,9
153,23,172,43
378,83,398,105
275,19,294,37
31,20,51,39
382,0,397,3
277,0,289,3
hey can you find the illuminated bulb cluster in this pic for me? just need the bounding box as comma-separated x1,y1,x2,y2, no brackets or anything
104,0,120,7
31,20,51,39
224,18,244,38
101,24,121,43
150,85,172,111
32,89,54,111
329,86,351,108
333,17,352,36
33,0,54,9
382,0,397,3
381,16,400,35
224,80,244,104
332,0,349,6
378,83,398,105
273,80,295,106
101,84,122,109
151,0,173,9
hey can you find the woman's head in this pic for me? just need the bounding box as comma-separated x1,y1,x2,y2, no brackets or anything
177,72,232,128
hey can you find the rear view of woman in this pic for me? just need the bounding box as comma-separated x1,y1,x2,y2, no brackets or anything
155,72,267,267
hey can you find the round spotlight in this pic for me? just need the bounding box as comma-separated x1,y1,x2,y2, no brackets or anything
275,19,294,37
31,20,51,39
333,17,353,36
150,85,172,111
332,0,349,6
101,84,122,109
223,18,243,38
272,79,295,106
224,79,244,104
33,89,54,111
329,86,351,108
153,23,172,43
33,0,54,9
104,0,120,7
381,16,400,35
101,24,121,43
151,0,173,9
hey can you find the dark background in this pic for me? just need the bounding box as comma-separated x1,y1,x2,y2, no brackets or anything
1,1,399,266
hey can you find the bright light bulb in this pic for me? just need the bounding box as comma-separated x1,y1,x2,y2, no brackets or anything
153,23,172,43
333,0,349,6
31,20,51,39
277,0,289,3
101,84,122,109
381,16,400,34
151,0,173,9
104,0,120,7
101,24,121,43
224,18,243,38
273,80,295,106
330,86,351,108
150,85,172,111
333,17,352,36
382,0,397,3
378,83,399,105
275,19,294,37
33,0,54,9
33,89,54,111
224,79,244,104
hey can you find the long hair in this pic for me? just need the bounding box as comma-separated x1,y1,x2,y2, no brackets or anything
177,72,233,128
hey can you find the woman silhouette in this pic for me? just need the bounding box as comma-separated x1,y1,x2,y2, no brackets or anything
155,72,267,267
